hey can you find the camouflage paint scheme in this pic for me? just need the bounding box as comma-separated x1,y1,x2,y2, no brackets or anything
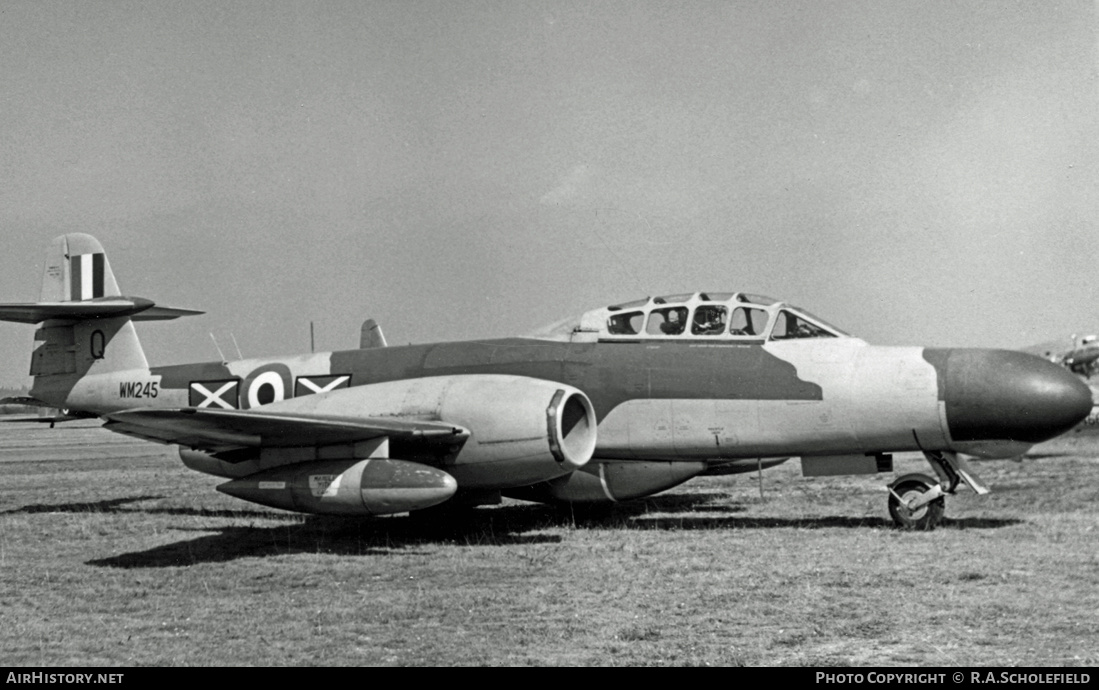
131,338,1090,467
2,234,1092,526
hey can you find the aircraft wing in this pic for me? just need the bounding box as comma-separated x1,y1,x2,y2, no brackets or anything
103,407,470,452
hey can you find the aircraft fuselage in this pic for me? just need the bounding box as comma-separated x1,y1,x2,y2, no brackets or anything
49,335,1087,470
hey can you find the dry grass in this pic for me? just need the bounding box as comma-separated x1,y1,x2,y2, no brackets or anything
1,421,1097,666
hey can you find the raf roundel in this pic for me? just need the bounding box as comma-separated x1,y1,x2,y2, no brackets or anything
240,363,293,409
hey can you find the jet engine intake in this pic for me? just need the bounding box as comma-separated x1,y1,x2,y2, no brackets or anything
435,376,598,488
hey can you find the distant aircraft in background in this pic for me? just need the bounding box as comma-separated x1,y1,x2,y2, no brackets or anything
1028,334,1099,379
1023,335,1099,434
0,234,1091,530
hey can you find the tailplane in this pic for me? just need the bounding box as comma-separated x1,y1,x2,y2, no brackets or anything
0,233,201,410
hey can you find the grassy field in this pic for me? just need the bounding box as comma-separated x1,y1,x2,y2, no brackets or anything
1,420,1097,666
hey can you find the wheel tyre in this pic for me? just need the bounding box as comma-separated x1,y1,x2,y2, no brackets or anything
888,476,945,530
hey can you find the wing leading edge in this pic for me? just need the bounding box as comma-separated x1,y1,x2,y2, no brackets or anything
104,407,470,451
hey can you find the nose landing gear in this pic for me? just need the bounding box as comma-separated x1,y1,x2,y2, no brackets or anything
888,474,944,529
887,451,990,530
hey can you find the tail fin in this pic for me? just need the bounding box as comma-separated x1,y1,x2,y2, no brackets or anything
39,233,122,303
0,233,201,410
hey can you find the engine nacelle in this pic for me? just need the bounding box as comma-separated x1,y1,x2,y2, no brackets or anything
430,376,597,487
505,460,707,503
217,458,457,515
194,374,598,490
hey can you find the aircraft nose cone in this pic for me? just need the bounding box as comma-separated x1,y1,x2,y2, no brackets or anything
938,349,1092,443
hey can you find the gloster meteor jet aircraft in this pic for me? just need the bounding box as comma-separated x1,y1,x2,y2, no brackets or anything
1,234,1091,529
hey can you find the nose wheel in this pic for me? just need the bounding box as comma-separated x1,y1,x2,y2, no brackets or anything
888,474,945,530
886,451,990,530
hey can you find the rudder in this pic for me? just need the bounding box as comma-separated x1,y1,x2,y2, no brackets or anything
39,233,123,303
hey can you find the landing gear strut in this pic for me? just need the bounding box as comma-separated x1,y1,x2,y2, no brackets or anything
887,451,990,530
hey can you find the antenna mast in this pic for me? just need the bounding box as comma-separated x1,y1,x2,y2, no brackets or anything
229,333,243,360
209,333,226,363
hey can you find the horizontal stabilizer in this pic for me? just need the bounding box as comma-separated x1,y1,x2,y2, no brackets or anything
131,305,206,321
0,412,98,424
0,297,202,324
0,396,98,423
0,395,52,407
104,407,469,451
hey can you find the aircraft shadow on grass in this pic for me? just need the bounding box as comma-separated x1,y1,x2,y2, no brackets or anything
556,494,1022,531
87,511,568,568
70,491,1021,568
1021,452,1079,460
1,495,275,520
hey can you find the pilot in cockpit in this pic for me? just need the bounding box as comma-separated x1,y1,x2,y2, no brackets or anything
661,309,686,335
692,306,726,335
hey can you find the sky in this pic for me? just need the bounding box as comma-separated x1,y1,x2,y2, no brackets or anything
1,1,1096,386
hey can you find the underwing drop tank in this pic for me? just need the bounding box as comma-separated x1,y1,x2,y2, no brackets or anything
217,458,457,515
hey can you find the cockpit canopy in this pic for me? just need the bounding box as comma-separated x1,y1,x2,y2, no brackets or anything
531,292,850,343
